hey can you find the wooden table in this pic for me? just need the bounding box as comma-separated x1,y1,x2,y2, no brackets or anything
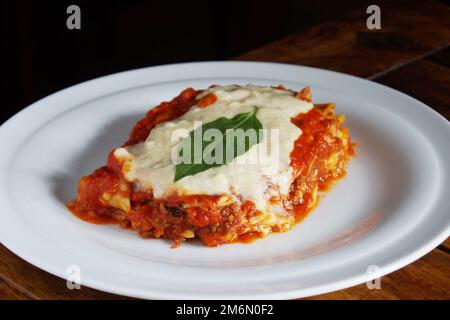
1,0,449,300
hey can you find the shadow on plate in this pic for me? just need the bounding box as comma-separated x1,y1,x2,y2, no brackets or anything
51,112,143,205
50,108,417,256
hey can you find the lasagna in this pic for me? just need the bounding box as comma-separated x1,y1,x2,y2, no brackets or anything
68,85,354,247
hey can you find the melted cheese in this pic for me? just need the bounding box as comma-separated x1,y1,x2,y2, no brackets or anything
114,85,313,211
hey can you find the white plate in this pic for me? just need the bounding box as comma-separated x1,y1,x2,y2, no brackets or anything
0,62,449,299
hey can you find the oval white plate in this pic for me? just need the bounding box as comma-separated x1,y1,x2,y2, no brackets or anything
0,62,449,299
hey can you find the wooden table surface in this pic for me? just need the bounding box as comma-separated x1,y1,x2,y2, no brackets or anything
1,0,449,300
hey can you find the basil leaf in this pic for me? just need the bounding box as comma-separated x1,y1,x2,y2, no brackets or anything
174,107,263,182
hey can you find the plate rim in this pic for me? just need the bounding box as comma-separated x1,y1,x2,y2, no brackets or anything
0,61,449,299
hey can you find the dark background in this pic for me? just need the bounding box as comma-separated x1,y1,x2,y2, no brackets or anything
2,0,387,124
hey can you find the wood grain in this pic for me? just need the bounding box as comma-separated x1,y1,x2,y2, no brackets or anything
375,55,450,119
307,47,450,300
236,0,450,79
0,0,448,300
427,47,450,69
307,249,450,300
0,245,126,300
317,47,450,299
440,238,450,252
375,47,450,265
0,280,34,300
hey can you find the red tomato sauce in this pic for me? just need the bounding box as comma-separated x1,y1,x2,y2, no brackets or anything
124,87,199,146
68,87,353,247
197,93,217,108
288,107,353,222
67,166,129,224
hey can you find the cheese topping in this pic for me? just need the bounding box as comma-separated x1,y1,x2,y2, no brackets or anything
114,85,313,210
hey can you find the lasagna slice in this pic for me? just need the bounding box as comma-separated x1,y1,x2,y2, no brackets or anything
68,85,354,247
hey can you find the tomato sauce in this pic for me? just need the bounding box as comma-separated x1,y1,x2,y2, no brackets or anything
197,93,217,108
68,87,353,247
288,106,353,222
124,87,199,146
67,166,129,224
